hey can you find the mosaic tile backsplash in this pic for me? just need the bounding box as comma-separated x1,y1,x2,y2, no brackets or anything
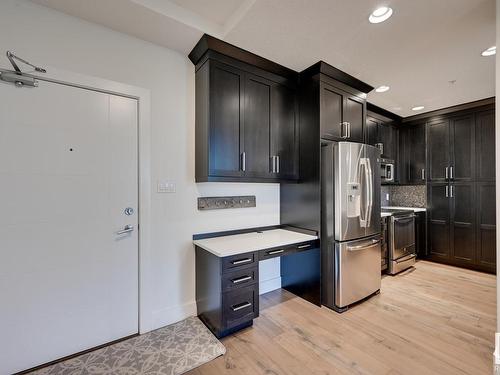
381,185,427,208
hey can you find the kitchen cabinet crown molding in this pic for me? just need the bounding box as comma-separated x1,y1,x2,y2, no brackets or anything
189,34,298,81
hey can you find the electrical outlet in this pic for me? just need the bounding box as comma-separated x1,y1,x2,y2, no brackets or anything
157,180,176,193
386,193,390,201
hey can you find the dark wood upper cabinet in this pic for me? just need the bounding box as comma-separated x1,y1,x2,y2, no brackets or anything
193,56,298,182
320,81,365,143
428,118,450,182
476,109,495,181
450,114,475,182
243,74,272,178
399,122,426,184
205,61,244,178
366,117,378,146
271,84,298,179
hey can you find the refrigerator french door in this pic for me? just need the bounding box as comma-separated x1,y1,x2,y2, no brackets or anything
322,142,381,312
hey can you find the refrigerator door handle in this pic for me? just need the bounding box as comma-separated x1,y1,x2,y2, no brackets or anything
366,157,373,228
358,159,368,228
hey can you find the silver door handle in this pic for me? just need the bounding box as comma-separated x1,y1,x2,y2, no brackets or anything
116,225,134,235
347,239,380,251
340,122,349,138
450,166,454,180
445,166,448,180
421,168,425,180
232,276,252,284
297,244,311,249
450,185,454,198
241,152,246,172
276,155,280,173
231,302,252,311
445,185,449,197
347,122,351,138
267,249,284,255
270,156,276,173
231,258,252,265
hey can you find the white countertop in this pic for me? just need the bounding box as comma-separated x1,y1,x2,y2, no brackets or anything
193,229,318,257
382,206,426,212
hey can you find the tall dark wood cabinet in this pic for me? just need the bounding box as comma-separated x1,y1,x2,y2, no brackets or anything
190,35,299,182
426,104,495,273
399,122,426,184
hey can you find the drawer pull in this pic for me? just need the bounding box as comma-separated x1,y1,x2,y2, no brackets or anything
231,258,252,265
232,275,252,284
267,249,284,255
231,302,252,311
297,244,311,249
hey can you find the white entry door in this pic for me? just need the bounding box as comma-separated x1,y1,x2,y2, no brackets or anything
0,79,139,374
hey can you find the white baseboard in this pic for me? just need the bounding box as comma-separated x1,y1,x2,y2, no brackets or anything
259,276,282,295
150,301,197,332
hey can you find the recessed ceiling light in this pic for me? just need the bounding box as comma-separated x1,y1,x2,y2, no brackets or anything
375,85,390,93
369,6,393,24
481,46,496,56
412,106,425,111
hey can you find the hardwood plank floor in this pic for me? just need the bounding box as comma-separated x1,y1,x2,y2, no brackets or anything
188,260,496,375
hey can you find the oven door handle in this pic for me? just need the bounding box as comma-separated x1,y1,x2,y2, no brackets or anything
392,215,416,223
395,253,417,263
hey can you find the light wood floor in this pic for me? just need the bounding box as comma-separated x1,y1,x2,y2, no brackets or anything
188,260,496,375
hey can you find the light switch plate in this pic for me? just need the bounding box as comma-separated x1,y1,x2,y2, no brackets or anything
386,193,390,201
157,180,176,193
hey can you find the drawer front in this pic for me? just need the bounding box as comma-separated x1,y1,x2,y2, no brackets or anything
222,252,257,273
259,240,318,260
222,267,258,292
222,284,259,330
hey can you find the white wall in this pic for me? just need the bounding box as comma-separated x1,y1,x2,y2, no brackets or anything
0,0,281,330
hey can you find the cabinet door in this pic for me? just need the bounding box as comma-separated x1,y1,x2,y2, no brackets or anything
476,182,496,270
320,82,344,140
398,127,409,184
271,83,298,179
450,183,475,264
428,183,450,259
344,95,365,142
408,123,426,183
476,109,495,182
450,114,474,182
366,117,379,146
428,119,450,181
209,62,244,177
243,74,272,178
378,123,396,160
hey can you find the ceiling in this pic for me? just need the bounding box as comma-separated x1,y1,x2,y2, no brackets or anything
32,0,495,117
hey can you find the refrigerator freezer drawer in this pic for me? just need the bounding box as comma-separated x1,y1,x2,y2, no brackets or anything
335,235,382,308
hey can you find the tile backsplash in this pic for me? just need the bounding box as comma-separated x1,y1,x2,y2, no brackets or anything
381,185,427,208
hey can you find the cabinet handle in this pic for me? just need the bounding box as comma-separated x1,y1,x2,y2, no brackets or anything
241,152,246,172
445,166,448,180
276,156,280,174
450,185,454,198
231,301,252,311
421,168,425,180
270,156,276,173
267,249,284,255
445,185,449,198
340,122,348,139
231,258,252,265
231,275,252,284
450,166,454,180
297,244,311,249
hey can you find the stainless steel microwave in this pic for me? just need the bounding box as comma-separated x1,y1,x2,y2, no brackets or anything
380,158,394,182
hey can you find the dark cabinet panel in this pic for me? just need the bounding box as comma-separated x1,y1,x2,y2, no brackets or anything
476,182,496,270
271,84,298,179
344,95,365,142
428,119,450,182
208,62,244,178
428,183,450,259
450,115,475,182
243,74,272,178
408,123,426,183
366,117,378,146
320,82,343,140
476,110,495,181
320,81,365,142
450,183,475,263
378,123,397,161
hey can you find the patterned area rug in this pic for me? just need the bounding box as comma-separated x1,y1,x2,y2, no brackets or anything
31,316,225,375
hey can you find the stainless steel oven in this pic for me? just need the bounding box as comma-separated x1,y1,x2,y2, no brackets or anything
380,158,394,183
388,212,416,274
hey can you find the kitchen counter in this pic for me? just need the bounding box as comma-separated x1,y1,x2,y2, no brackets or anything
193,228,318,257
382,206,426,212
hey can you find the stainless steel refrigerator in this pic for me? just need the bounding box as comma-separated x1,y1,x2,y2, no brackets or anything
321,142,381,312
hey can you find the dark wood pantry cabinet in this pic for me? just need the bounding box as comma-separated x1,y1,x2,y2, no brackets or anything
424,103,495,273
190,35,299,182
399,122,426,184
